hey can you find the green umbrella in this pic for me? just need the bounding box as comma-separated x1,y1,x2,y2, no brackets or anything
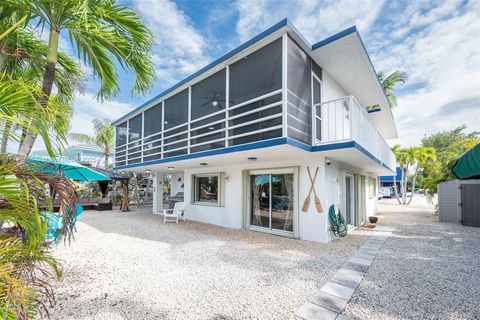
452,143,480,179
29,157,111,182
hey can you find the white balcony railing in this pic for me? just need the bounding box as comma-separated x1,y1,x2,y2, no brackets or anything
314,96,396,171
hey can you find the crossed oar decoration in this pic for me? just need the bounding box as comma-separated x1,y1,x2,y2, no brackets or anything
302,166,323,213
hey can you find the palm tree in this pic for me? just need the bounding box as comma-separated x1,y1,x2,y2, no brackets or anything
377,70,407,108
392,145,436,205
0,17,83,154
69,119,114,168
1,0,156,157
0,17,78,319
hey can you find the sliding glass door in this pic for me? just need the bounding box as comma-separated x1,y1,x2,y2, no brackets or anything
249,170,295,234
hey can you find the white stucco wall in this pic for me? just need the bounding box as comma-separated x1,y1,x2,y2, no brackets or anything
322,70,348,101
153,156,380,244
181,157,333,243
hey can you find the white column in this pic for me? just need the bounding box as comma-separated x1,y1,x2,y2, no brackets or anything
152,172,164,213
171,172,185,196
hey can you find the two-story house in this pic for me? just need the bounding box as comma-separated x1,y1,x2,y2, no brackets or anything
112,19,397,243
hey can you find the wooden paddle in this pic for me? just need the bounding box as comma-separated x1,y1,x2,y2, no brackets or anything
308,167,323,213
312,184,323,213
302,167,318,212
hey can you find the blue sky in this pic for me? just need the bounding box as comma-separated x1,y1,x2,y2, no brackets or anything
40,0,480,151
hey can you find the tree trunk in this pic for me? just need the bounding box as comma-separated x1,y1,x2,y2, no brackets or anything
407,169,419,205
0,120,12,154
104,153,109,168
401,167,408,205
17,28,59,157
393,174,402,205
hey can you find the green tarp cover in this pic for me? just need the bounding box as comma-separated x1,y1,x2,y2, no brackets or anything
452,143,480,179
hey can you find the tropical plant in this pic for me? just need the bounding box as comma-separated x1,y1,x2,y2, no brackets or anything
419,125,480,192
1,0,156,157
377,70,407,108
69,118,114,168
392,145,436,205
0,22,77,319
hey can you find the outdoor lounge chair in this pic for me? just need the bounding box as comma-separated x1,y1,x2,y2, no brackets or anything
163,201,185,224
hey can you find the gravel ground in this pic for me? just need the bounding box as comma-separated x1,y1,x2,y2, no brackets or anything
43,209,367,320
345,199,480,320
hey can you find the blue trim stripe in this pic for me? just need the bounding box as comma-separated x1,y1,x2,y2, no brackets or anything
114,138,288,170
115,137,394,174
367,108,382,114
112,19,289,126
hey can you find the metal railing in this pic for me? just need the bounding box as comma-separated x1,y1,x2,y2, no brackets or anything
314,95,396,171
114,90,283,167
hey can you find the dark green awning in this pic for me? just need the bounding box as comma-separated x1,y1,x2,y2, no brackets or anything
452,143,480,179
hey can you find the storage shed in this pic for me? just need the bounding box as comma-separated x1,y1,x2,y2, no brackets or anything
438,180,480,226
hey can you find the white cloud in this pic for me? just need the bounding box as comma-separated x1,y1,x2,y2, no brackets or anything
135,0,210,87
377,2,480,146
235,0,480,147
235,0,384,43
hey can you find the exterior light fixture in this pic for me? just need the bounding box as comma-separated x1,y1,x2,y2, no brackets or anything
211,100,218,107
168,167,175,171
247,157,258,161
208,126,215,130
200,162,208,166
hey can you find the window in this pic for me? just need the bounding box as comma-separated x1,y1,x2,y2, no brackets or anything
287,37,312,145
128,114,142,142
164,89,188,129
191,69,226,120
144,103,162,137
193,174,222,205
115,121,127,146
229,38,282,105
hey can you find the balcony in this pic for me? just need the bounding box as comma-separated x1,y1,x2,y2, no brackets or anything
314,96,396,171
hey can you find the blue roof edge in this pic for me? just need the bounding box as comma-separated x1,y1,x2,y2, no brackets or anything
311,25,357,50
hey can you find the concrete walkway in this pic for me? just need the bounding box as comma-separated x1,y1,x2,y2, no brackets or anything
295,226,394,320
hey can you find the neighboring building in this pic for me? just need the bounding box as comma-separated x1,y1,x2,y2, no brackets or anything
63,144,111,167
379,167,402,197
112,19,397,243
33,144,112,167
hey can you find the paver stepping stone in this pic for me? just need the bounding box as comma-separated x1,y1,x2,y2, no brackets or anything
330,273,361,290
343,261,369,273
321,281,355,300
309,291,348,313
295,227,394,319
352,252,376,261
349,257,373,267
295,301,338,320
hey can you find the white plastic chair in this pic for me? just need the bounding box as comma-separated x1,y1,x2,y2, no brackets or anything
163,202,185,224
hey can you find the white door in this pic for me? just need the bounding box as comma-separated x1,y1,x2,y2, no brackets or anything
345,174,355,225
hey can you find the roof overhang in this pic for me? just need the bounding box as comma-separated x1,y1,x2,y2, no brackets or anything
309,27,398,139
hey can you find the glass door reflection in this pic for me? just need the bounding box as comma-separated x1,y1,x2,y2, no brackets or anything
250,173,294,232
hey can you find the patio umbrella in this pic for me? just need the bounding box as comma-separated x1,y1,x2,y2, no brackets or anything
28,158,111,182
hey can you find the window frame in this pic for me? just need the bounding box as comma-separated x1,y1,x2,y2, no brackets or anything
192,173,224,206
